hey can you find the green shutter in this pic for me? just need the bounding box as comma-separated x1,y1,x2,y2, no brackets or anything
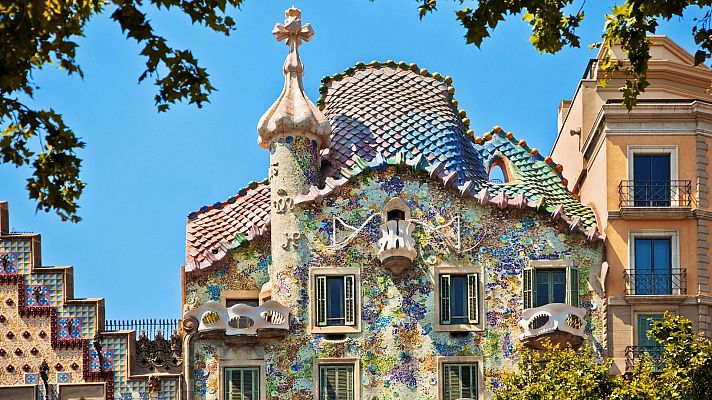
566,266,579,307
523,267,535,309
443,364,478,400
344,275,355,326
225,367,259,400
440,274,451,324
467,273,479,324
316,276,327,327
319,365,354,400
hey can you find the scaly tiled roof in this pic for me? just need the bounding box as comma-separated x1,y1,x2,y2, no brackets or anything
185,179,270,271
319,61,487,185
184,61,599,272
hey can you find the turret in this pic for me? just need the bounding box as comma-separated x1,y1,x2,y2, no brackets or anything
257,7,330,312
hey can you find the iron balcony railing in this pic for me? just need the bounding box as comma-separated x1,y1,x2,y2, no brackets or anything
624,269,686,295
105,319,179,339
625,346,665,372
618,180,692,208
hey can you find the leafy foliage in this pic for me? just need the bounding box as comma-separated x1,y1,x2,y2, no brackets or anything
493,314,712,400
417,1,712,110
0,0,242,221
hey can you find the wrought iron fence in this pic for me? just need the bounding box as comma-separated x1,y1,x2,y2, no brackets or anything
618,180,692,208
104,319,179,339
625,346,665,372
624,269,686,295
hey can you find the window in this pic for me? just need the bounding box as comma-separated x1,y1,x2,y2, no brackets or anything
633,154,671,206
311,268,360,334
443,363,478,400
523,260,578,309
634,238,672,295
319,365,354,400
637,314,665,371
224,367,259,400
226,299,259,308
316,275,355,327
440,274,479,325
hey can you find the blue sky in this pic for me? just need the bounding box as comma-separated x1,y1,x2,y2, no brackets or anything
0,1,703,320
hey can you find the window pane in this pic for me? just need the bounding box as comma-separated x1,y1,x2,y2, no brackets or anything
535,271,550,307
637,315,663,348
450,276,468,323
653,239,672,294
326,277,345,326
552,271,566,303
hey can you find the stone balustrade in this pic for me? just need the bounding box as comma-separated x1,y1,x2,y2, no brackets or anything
377,219,417,274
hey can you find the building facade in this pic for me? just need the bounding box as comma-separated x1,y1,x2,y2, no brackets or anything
8,8,709,400
551,35,712,374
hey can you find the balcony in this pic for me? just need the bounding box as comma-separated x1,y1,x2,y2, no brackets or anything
624,269,686,296
625,346,665,372
518,303,586,350
377,219,416,274
618,180,692,218
182,300,289,343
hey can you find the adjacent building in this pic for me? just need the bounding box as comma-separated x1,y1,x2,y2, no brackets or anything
551,35,712,373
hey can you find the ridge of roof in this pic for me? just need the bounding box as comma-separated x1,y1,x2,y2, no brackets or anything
187,178,270,220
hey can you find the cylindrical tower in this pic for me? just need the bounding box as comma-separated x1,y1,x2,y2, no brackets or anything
256,7,330,312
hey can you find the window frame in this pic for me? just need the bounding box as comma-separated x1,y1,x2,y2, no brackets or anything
313,358,360,400
627,145,681,206
628,230,681,296
522,259,579,309
434,266,483,332
219,360,266,400
309,267,362,334
437,356,483,400
221,290,261,308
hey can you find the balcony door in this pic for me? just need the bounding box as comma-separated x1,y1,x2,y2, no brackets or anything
634,238,672,295
633,154,671,206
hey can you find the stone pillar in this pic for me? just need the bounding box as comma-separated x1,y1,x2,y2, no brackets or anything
256,7,330,311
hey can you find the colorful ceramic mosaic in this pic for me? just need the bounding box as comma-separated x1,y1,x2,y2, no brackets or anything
186,168,604,400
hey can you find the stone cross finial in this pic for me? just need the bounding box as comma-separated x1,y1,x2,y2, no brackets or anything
257,7,330,149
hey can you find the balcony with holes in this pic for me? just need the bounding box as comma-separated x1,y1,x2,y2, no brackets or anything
518,303,586,350
625,346,665,373
182,300,289,345
377,198,417,274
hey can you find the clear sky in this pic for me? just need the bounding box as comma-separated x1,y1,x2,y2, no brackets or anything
0,1,703,320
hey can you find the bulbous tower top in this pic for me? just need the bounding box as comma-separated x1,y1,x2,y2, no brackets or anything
257,7,331,149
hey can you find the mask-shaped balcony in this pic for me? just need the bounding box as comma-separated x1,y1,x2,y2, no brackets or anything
182,300,289,344
518,303,586,350
377,198,416,274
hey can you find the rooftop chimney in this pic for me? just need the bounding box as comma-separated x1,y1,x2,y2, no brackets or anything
0,201,8,235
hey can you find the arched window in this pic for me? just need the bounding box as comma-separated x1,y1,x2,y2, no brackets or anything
488,157,510,183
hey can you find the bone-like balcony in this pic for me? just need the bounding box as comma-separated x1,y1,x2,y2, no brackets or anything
377,219,416,274
182,300,289,341
518,303,586,350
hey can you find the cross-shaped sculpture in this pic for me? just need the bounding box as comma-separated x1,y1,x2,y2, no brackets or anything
272,7,313,49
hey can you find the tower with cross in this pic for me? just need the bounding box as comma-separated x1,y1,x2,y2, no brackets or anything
257,7,330,315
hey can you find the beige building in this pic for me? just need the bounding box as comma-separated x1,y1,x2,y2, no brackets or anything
551,35,712,373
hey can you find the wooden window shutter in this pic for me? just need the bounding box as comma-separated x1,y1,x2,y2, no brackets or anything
566,266,579,307
316,276,327,327
344,275,356,326
467,273,479,324
440,274,451,324
523,267,535,309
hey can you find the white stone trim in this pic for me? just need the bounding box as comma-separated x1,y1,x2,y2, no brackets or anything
313,358,360,400
433,265,484,332
437,356,484,400
308,267,362,334
627,145,679,182
219,357,266,400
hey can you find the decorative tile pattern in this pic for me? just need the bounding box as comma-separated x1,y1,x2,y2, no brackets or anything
90,349,114,372
56,372,71,383
26,273,63,307
60,305,96,338
25,285,50,306
0,240,31,274
58,317,82,338
0,252,18,274
24,373,38,384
